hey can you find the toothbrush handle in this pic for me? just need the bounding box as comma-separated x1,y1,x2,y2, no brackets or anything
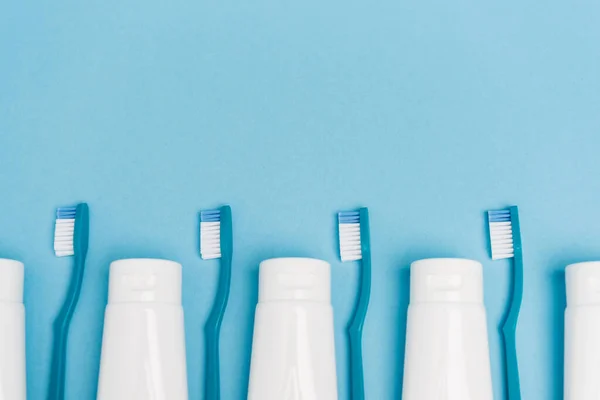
205,207,233,400
204,255,231,400
502,252,523,400
348,251,371,400
204,318,223,400
502,330,521,400
48,255,86,400
348,328,365,400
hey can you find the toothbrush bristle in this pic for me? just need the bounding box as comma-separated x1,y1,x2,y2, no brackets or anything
200,209,221,260
488,209,514,260
338,211,362,262
54,206,77,257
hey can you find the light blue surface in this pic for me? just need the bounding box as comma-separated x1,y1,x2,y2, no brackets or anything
1,0,599,399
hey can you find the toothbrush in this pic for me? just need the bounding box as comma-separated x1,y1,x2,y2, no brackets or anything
49,203,90,400
338,207,371,400
200,205,233,400
488,206,523,400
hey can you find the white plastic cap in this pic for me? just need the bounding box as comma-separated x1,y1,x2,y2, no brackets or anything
410,258,484,304
566,262,600,306
259,258,331,303
108,259,182,304
0,259,24,303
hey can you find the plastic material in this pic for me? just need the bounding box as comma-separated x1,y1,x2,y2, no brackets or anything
504,206,524,400
403,258,494,400
49,202,89,400
336,208,371,400
349,208,371,400
97,259,189,400
487,206,524,400
564,261,600,400
0,259,26,400
205,205,233,400
248,258,338,400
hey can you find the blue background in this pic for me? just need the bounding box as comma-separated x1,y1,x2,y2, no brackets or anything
1,0,599,398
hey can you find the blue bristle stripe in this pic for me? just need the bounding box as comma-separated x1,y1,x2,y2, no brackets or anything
339,211,360,224
57,207,77,219
202,210,220,214
488,209,512,222
201,210,221,222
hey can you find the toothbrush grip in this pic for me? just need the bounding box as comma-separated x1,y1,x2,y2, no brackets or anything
48,255,86,400
349,329,365,400
502,330,521,400
48,325,68,400
205,254,232,400
502,252,523,400
205,207,233,400
348,251,371,400
204,324,221,400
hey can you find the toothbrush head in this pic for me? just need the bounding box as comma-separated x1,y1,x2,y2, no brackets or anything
200,209,222,260
54,204,89,257
338,210,363,262
54,207,76,257
488,208,519,260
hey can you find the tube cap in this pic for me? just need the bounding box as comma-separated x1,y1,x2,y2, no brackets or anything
566,262,600,306
410,258,484,304
0,259,24,303
108,259,182,304
259,258,331,303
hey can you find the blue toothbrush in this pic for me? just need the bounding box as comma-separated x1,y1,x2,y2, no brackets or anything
488,206,523,400
338,207,371,400
49,203,89,400
200,206,233,400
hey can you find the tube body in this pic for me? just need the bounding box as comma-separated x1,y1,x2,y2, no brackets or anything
0,259,26,400
248,258,338,400
564,262,600,400
402,258,494,400
97,259,189,400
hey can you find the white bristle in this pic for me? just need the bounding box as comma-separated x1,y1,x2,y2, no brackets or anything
54,218,75,257
200,221,221,260
489,221,514,260
339,223,362,261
